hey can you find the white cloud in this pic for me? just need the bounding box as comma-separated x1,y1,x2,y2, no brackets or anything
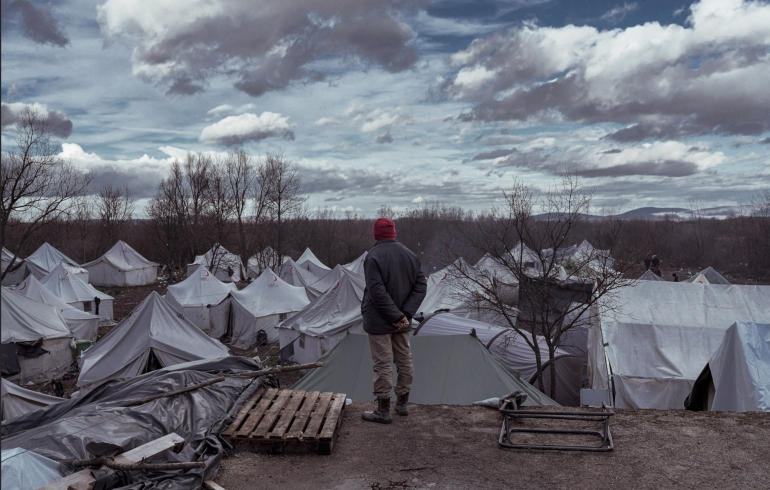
411,196,424,203
600,2,638,22
314,117,340,127
199,112,295,146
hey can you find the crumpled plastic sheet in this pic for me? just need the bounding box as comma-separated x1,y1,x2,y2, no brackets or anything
1,356,277,489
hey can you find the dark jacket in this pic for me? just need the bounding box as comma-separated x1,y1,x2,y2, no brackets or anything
362,239,427,335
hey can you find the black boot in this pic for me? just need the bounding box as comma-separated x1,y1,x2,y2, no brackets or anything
362,397,393,424
395,393,409,416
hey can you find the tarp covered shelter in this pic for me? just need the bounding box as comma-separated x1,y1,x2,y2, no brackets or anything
277,258,320,294
165,266,237,332
77,291,229,392
342,251,367,276
588,282,770,409
296,247,331,277
293,333,560,406
685,321,770,412
1,378,63,421
1,447,63,489
684,266,730,285
1,288,73,382
416,313,582,406
307,264,365,298
24,242,89,282
15,275,99,342
82,240,158,286
209,267,310,347
278,272,365,364
39,262,114,321
187,244,244,282
638,270,665,281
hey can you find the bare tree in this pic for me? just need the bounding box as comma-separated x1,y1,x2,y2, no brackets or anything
95,183,135,250
226,148,256,267
71,196,95,263
147,160,191,279
184,152,212,257
261,151,306,261
1,107,91,280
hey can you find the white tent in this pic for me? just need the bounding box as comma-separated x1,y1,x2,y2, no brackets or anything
1,447,63,489
307,264,365,298
82,240,158,286
509,242,540,268
1,288,73,382
475,253,519,304
165,266,237,332
1,247,17,273
638,270,665,281
187,244,244,282
684,266,730,285
39,262,114,321
417,258,490,320
1,378,63,421
25,242,89,282
77,291,229,392
278,272,365,364
209,267,310,347
296,247,331,277
15,275,99,342
277,258,320,293
246,247,290,278
588,282,770,409
342,251,368,276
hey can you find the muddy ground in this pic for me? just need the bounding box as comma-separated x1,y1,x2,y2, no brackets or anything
216,403,769,490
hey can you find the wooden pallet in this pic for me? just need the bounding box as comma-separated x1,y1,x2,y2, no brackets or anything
222,388,346,455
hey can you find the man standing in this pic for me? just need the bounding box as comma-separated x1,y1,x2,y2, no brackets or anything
361,217,427,424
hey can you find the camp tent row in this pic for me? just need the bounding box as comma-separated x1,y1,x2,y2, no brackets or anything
1,243,88,286
166,266,237,332
38,262,114,321
82,240,158,286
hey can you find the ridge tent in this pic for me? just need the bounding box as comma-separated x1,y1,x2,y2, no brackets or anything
77,291,229,393
16,275,99,342
417,258,494,321
588,281,770,409
342,251,367,276
39,262,114,321
187,244,244,283
293,333,560,406
277,258,320,294
509,242,540,269
1,247,29,286
684,266,730,285
82,240,158,286
685,321,770,412
246,247,291,278
278,272,365,364
475,253,519,304
307,264,365,298
208,267,310,347
1,288,73,382
165,266,237,332
25,242,89,282
1,378,63,421
296,247,331,277
638,270,665,281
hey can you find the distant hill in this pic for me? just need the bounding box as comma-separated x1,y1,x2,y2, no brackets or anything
534,206,741,221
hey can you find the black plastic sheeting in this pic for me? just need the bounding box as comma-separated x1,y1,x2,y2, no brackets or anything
1,356,277,489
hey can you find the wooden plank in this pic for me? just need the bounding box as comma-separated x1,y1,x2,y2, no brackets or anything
269,390,306,439
252,390,292,439
221,387,265,437
319,394,346,440
303,392,333,439
235,388,278,438
286,391,320,439
202,480,226,490
36,471,94,490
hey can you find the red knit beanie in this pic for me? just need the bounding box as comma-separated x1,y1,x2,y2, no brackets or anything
373,218,397,240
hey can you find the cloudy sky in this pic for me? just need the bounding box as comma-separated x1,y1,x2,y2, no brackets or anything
2,0,768,216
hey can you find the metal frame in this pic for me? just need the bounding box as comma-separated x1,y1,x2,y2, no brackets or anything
498,398,614,452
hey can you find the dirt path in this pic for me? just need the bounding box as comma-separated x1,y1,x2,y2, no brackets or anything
216,403,769,489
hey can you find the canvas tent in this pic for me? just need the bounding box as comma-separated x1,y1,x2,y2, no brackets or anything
165,266,237,333
208,267,310,347
415,313,582,406
246,247,289,278
277,258,320,293
684,266,730,285
417,258,499,322
293,333,559,406
82,240,158,286
307,264,365,298
588,282,770,409
638,270,665,281
1,288,73,382
25,242,89,282
509,242,540,269
1,378,63,421
296,247,331,277
77,292,229,392
1,247,29,286
15,275,99,341
342,251,367,276
278,272,365,364
39,262,114,321
187,244,244,282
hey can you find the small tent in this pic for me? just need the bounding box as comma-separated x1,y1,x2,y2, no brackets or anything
684,266,730,285
77,291,229,392
638,270,665,281
417,258,488,320
187,244,244,282
277,258,320,294
208,267,310,347
16,275,99,342
296,247,331,277
1,288,73,382
342,251,367,276
293,333,559,406
1,378,63,421
509,242,540,269
307,264,365,298
25,242,89,282
278,272,365,364
39,262,114,321
82,240,158,286
165,266,237,332
246,247,290,278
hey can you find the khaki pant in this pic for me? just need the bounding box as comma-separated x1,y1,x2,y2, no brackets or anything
368,332,413,399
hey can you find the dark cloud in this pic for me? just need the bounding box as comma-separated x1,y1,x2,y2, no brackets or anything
375,133,394,144
601,149,622,154
576,160,700,178
1,102,73,138
1,0,69,46
324,196,345,202
759,137,770,144
87,164,164,199
465,147,516,162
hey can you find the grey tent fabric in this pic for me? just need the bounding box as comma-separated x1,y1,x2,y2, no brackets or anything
293,333,559,406
82,240,158,286
342,251,367,276
1,378,64,421
307,264,365,298
277,258,320,296
296,247,331,277
1,248,29,286
38,262,114,321
1,447,63,490
638,270,665,281
187,244,244,283
24,242,89,282
165,266,238,332
684,266,731,285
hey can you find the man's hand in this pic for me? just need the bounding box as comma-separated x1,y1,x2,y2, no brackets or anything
393,316,410,329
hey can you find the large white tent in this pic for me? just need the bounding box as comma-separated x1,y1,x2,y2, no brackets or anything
278,272,365,364
15,275,99,342
187,244,244,282
588,281,770,409
277,258,320,293
1,288,73,382
82,240,158,286
165,266,237,332
683,266,731,285
77,292,229,392
246,247,290,278
342,251,367,276
208,267,310,347
307,264,365,298
39,262,114,321
1,378,63,421
25,242,89,282
638,270,665,281
418,258,491,321
296,247,331,277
